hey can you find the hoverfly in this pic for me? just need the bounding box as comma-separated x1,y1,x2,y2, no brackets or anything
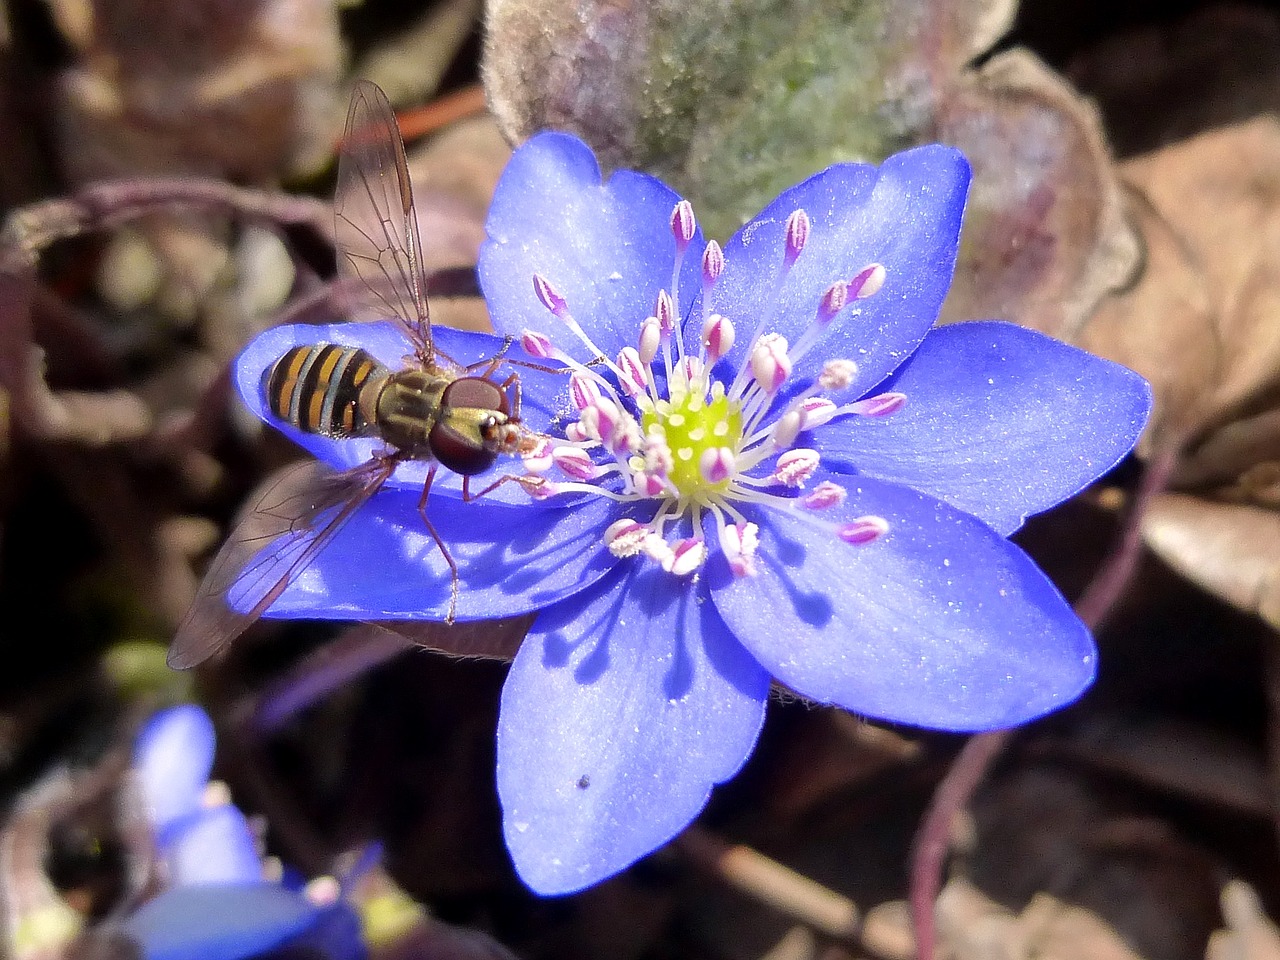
168,80,536,670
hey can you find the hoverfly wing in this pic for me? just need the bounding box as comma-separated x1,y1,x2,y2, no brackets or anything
334,79,434,363
168,459,395,669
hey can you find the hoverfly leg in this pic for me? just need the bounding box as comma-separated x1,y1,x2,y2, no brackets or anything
501,371,521,421
463,471,544,503
416,464,459,623
465,341,564,377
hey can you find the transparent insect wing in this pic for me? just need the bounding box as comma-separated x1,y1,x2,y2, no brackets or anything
334,79,434,364
168,461,394,669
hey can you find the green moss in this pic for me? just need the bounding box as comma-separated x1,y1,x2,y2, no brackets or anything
634,0,926,238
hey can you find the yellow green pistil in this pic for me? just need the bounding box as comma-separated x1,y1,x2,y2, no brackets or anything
642,383,743,496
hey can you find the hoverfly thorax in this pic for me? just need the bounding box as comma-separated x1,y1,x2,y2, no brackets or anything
371,367,450,455
375,369,518,475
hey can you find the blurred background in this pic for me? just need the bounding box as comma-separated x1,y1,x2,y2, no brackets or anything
6,0,1280,957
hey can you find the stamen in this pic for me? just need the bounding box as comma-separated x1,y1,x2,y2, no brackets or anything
836,515,890,545
770,410,802,450
702,313,735,361
655,290,677,338
680,356,704,385
616,346,650,396
644,428,674,477
532,273,568,317
592,396,622,445
701,239,725,328
817,282,848,324
663,537,707,575
772,448,819,486
605,519,649,557
784,209,810,266
521,329,556,359
849,263,886,300
802,481,847,510
569,372,603,411
639,316,662,364
532,273,619,368
719,521,760,577
750,333,791,394
845,392,907,417
522,437,553,474
699,447,735,484
643,534,673,565
670,200,696,252
702,240,724,286
612,418,642,454
526,478,563,500
552,447,599,481
789,281,850,363
633,472,668,496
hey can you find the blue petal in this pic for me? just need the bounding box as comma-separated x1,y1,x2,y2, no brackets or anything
693,145,970,396
133,706,215,834
276,902,368,960
710,474,1095,731
122,884,319,960
480,132,704,362
233,321,571,504
496,562,769,895
262,490,626,621
811,322,1152,535
165,805,262,887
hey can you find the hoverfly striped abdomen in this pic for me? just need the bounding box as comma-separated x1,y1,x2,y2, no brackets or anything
265,344,386,438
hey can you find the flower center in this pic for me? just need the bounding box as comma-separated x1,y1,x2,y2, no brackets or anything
641,383,742,496
517,200,904,579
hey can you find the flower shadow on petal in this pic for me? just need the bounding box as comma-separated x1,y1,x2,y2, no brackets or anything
712,475,1095,731
705,516,834,631
265,491,634,621
497,562,770,895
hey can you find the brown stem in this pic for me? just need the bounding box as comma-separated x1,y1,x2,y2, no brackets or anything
907,728,1010,960
1074,443,1181,630
909,442,1179,960
677,826,861,940
2,178,334,261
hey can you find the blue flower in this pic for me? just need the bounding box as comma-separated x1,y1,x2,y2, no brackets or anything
123,706,365,960
231,135,1150,896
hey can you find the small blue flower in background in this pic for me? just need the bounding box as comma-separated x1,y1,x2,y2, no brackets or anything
122,706,365,960
231,135,1150,895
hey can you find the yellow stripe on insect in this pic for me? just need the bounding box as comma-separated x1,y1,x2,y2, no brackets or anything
307,346,343,430
276,348,310,420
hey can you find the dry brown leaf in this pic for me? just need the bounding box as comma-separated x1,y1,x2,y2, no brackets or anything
354,0,483,111
1207,881,1280,960
1070,120,1280,627
961,766,1223,960
935,49,1139,340
937,878,1147,960
409,115,512,274
50,0,341,184
1085,118,1280,450
1141,494,1280,630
